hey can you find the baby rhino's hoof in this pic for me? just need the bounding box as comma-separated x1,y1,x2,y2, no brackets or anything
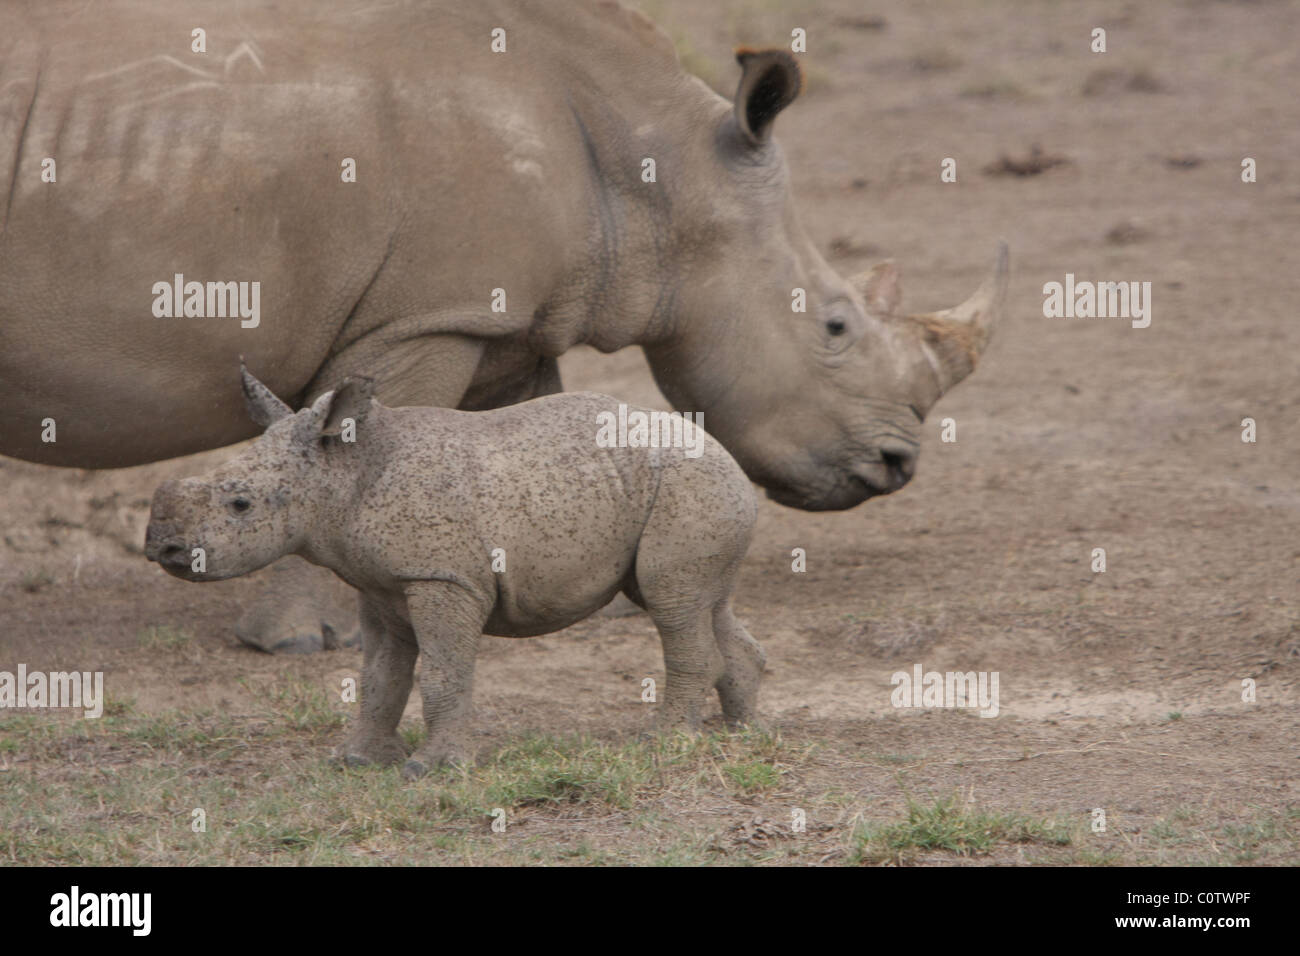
402,758,431,781
332,733,407,768
402,745,469,780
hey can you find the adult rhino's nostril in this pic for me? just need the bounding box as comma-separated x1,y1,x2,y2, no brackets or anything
881,450,915,489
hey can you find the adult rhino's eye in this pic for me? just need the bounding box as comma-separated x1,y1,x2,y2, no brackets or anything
826,318,847,336
228,497,252,516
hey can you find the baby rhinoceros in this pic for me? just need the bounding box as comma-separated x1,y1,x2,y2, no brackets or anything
145,369,764,779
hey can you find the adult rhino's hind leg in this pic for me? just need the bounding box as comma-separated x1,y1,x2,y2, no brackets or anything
334,593,416,768
234,555,362,654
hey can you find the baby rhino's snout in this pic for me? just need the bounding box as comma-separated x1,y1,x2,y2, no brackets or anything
145,479,201,574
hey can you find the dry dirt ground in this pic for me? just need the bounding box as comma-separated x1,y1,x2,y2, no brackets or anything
2,0,1297,865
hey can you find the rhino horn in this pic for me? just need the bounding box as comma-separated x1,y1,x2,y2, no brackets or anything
850,260,903,316
905,241,1009,398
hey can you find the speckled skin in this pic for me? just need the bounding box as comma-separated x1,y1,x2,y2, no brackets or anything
145,371,762,778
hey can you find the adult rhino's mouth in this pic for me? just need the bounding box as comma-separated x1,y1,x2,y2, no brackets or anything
760,450,915,511
761,470,882,512
764,483,867,512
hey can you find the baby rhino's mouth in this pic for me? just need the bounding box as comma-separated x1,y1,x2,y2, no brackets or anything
144,521,199,576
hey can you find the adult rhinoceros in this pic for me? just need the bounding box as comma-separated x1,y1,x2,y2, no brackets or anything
1,0,1006,652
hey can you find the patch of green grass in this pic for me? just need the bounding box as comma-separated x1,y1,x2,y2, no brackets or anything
7,702,1291,866
102,695,136,718
474,737,645,810
722,760,782,794
0,716,798,864
650,839,724,866
1069,846,1124,865
553,840,619,863
0,713,64,749
1103,805,1300,866
850,793,1072,864
1165,711,1183,722
1149,816,1193,845
116,711,254,752
256,675,347,732
452,728,788,812
1219,817,1280,864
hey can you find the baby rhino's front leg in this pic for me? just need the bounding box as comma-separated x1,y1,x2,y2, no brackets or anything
400,580,490,781
334,593,415,768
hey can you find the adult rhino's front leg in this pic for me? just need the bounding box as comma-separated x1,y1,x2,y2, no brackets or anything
235,555,364,653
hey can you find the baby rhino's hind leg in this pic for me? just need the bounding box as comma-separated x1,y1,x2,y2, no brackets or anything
713,601,765,726
633,469,757,732
401,580,491,780
638,597,718,731
633,546,728,732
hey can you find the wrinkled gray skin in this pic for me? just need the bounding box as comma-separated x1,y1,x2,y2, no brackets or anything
145,370,763,777
2,0,1007,652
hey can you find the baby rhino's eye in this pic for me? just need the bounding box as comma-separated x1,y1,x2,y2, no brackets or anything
228,497,252,516
826,318,847,336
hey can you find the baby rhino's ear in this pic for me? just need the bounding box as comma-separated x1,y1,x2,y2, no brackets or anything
321,376,375,437
299,376,376,442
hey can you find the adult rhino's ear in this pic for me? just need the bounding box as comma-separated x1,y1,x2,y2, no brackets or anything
297,376,376,443
733,47,802,146
240,364,293,428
